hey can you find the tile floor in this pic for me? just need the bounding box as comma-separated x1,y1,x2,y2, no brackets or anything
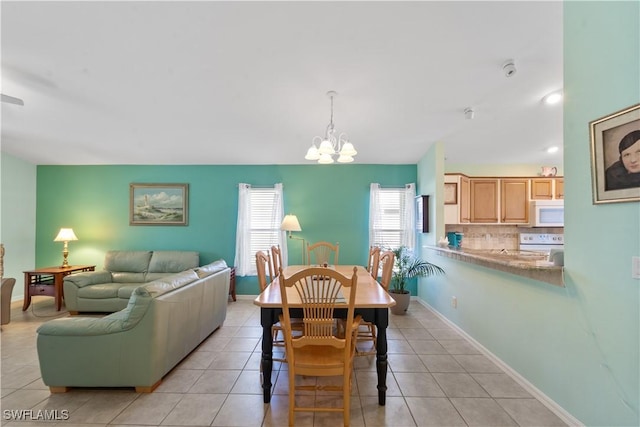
1,297,568,426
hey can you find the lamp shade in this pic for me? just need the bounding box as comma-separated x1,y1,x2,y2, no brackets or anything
280,215,302,232
54,228,78,242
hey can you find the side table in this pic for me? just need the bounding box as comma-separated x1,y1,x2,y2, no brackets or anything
229,266,236,301
23,265,95,311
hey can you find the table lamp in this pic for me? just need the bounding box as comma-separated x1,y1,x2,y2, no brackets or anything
280,214,305,264
54,228,78,268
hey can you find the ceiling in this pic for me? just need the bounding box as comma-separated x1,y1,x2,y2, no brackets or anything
1,1,563,166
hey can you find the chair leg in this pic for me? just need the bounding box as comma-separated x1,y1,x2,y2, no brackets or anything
288,369,295,427
343,371,351,427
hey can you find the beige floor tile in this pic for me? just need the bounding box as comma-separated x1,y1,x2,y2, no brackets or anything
155,369,204,393
419,354,466,373
360,395,417,426
496,398,568,426
399,328,435,340
231,369,266,395
222,337,261,352
387,339,416,354
405,397,467,426
389,354,428,372
0,389,52,411
211,393,267,426
160,393,226,425
453,354,503,373
439,339,482,355
409,339,449,355
427,328,461,340
471,373,532,398
188,370,241,394
66,391,139,424
176,350,217,369
394,372,446,397
355,371,402,397
262,393,315,427
208,350,253,370
432,373,490,398
111,392,182,425
450,397,518,426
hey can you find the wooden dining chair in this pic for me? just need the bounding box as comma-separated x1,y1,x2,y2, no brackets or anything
271,245,282,277
256,250,288,364
356,250,395,356
278,266,361,427
306,241,339,266
367,246,381,279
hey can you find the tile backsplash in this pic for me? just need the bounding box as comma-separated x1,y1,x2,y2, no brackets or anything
443,225,563,251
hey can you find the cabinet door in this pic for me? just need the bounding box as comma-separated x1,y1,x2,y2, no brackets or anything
531,179,553,199
470,179,498,223
501,179,529,223
459,175,470,223
555,178,564,199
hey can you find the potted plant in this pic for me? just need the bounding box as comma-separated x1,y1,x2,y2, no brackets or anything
389,246,445,315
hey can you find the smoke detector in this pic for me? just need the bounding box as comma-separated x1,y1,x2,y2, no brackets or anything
464,107,475,120
502,59,517,77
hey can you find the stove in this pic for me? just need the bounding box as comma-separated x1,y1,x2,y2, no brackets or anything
519,233,564,253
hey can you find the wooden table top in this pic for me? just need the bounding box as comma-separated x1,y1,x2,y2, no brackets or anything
253,265,396,309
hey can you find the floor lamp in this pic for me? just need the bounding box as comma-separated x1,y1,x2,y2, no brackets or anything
280,214,305,265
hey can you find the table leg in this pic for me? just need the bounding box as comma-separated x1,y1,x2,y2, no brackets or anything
22,272,31,311
375,308,389,406
54,274,64,311
260,308,275,403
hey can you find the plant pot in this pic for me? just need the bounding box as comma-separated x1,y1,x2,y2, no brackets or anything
389,290,411,315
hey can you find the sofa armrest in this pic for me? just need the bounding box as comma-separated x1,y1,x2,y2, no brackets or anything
63,271,113,288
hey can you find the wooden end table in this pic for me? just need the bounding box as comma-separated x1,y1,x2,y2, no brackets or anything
23,265,95,311
229,267,236,301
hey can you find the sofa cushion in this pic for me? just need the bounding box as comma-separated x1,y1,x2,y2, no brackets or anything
105,251,153,273
148,251,199,273
142,270,199,297
195,259,228,278
112,272,146,283
77,283,135,299
116,285,140,300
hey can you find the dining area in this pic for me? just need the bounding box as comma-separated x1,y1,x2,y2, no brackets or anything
253,242,396,426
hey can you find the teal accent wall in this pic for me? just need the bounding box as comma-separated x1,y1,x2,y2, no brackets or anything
1,152,37,296
35,164,415,295
420,2,640,426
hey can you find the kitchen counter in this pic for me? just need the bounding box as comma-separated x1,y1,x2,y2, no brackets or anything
427,246,564,287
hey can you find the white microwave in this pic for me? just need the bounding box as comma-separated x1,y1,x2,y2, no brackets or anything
530,200,564,227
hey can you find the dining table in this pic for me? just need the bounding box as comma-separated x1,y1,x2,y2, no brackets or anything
253,264,396,406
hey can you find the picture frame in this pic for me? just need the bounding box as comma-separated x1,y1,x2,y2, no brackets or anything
589,104,640,204
130,183,189,225
415,195,429,233
444,183,458,205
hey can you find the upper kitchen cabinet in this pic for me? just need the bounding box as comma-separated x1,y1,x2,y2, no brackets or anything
470,179,498,223
501,179,529,223
459,175,470,223
531,178,564,200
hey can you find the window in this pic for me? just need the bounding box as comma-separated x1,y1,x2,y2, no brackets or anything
234,183,286,276
369,183,416,250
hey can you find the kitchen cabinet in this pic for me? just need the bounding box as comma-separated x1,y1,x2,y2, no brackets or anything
531,179,553,199
470,179,498,223
501,179,529,223
459,175,470,223
555,179,564,199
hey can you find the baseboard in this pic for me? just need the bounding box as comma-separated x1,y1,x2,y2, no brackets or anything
415,298,584,427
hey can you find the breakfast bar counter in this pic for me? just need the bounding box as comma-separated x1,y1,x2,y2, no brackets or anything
427,246,564,287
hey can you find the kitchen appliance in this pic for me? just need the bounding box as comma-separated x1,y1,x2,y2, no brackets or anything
447,232,463,249
519,233,564,254
530,200,564,227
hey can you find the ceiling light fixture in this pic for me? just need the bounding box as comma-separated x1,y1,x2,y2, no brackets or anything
547,146,559,154
305,91,357,164
543,90,563,105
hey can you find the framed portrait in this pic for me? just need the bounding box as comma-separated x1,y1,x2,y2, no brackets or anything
415,195,429,233
590,104,640,204
444,183,458,205
130,183,189,225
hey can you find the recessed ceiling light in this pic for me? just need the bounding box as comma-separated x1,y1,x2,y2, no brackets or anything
543,91,563,105
547,146,559,153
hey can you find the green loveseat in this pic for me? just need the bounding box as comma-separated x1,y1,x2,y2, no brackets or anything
63,250,199,314
37,260,230,392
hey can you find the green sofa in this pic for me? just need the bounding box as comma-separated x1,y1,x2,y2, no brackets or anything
37,260,230,392
63,250,200,314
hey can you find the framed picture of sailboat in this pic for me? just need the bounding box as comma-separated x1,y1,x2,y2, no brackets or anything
130,183,189,225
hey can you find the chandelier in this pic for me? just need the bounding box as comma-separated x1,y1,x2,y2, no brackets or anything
305,91,357,164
